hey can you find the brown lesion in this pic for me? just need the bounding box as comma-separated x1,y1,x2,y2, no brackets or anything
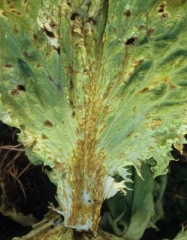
10,85,25,95
58,7,109,229
49,19,56,29
134,59,143,68
162,76,177,90
158,2,166,13
124,9,131,18
70,13,79,21
68,98,75,108
147,28,154,37
54,46,61,55
139,87,150,94
67,65,78,109
11,9,21,15
151,119,163,130
66,64,106,230
42,26,55,38
157,2,168,20
48,75,54,82
71,111,76,118
5,63,13,68
162,12,168,20
6,0,21,15
41,134,48,140
125,37,136,45
7,0,14,9
69,78,74,91
169,84,177,90
87,17,97,25
43,120,53,127
126,131,133,138
33,33,38,42
18,84,25,91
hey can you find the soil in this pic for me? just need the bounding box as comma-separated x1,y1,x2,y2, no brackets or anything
0,122,58,240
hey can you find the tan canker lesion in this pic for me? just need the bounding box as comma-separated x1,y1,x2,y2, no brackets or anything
67,63,107,230
59,8,108,229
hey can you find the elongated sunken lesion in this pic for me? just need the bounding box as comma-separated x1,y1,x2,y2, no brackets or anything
54,3,110,229
66,61,107,229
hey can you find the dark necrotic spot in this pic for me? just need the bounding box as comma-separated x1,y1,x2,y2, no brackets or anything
43,120,53,127
138,25,145,30
37,63,42,68
42,26,55,38
11,10,21,15
5,63,13,68
49,20,56,28
56,83,61,90
71,12,79,20
10,84,25,95
139,87,150,94
24,51,29,58
158,8,164,13
8,2,14,9
67,1,71,6
69,98,74,107
162,12,168,19
41,134,48,140
70,79,74,90
169,84,177,90
125,37,136,45
10,89,19,95
1,11,7,17
158,3,166,12
124,9,131,18
72,111,76,117
54,46,61,55
18,84,25,91
83,69,88,75
48,75,53,81
87,17,97,25
147,28,154,36
67,65,74,76
33,33,38,42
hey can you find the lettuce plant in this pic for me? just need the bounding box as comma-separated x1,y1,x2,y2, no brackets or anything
0,0,187,238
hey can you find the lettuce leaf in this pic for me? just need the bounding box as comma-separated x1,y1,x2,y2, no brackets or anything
1,0,187,232
173,226,187,240
100,163,167,240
